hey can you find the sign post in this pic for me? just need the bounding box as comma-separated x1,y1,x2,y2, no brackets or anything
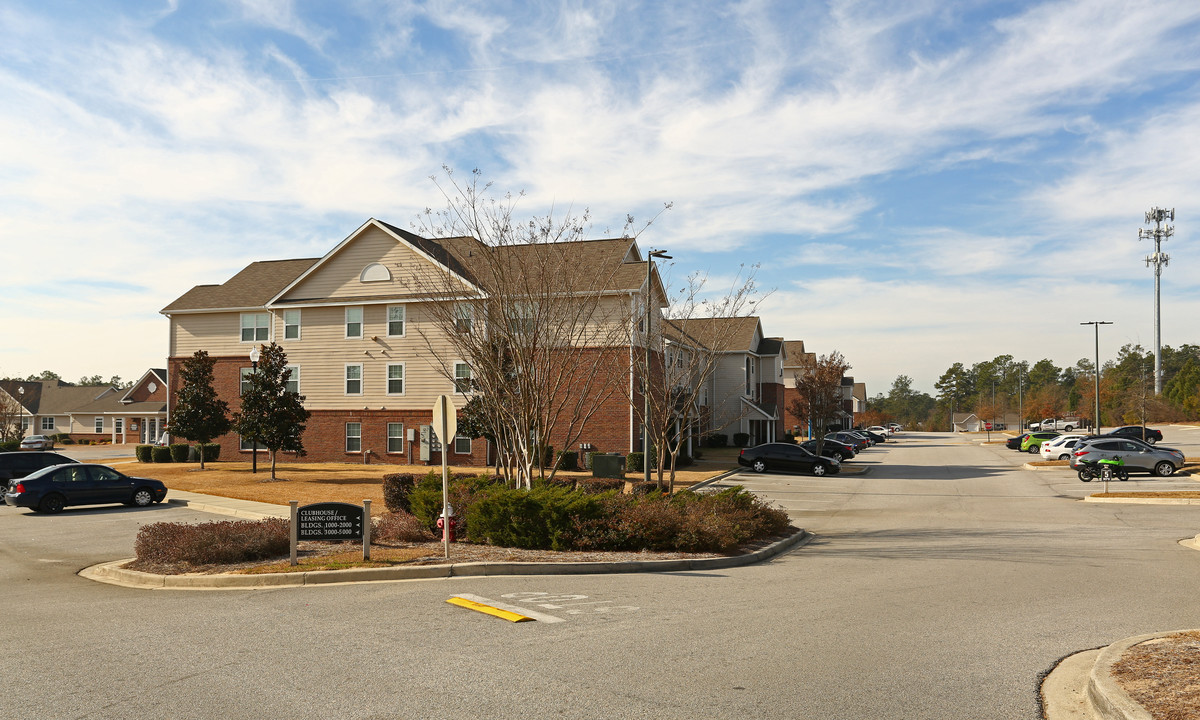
432,394,457,559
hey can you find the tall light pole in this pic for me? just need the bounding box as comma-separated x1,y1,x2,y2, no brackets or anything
16,385,25,440
1081,321,1112,434
1138,208,1173,394
644,249,670,485
249,345,261,474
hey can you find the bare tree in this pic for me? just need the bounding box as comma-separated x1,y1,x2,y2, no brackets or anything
0,391,23,442
632,267,763,492
787,351,852,458
407,168,667,489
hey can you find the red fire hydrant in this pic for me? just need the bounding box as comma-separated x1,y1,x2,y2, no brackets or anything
436,515,458,542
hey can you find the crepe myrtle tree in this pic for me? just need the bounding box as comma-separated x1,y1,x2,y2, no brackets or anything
233,343,309,480
787,351,851,459
167,350,232,469
633,266,764,492
408,167,668,489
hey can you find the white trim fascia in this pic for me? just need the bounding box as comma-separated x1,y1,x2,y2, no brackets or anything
162,305,266,316
267,294,481,310
740,396,776,420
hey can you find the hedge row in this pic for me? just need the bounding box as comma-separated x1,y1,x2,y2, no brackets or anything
134,518,290,565
136,443,221,462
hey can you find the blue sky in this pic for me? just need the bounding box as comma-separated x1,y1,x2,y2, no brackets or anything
2,0,1199,395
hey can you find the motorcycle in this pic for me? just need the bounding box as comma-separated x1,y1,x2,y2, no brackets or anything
1077,458,1128,483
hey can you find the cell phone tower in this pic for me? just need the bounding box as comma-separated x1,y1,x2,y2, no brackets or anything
1138,207,1173,394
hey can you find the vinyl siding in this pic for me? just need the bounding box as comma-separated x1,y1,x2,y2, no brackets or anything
281,225,470,301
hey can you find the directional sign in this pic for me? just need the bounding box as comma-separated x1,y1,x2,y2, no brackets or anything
297,502,364,541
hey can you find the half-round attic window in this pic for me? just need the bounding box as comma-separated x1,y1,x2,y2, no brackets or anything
360,263,392,282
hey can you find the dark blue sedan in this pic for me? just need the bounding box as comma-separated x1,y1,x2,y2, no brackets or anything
4,463,167,513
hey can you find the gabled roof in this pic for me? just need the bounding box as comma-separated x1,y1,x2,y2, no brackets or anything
671,316,761,353
120,369,167,403
0,380,118,415
161,258,319,313
163,219,655,315
757,337,783,356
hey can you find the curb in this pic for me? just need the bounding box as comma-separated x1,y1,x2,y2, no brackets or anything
1084,496,1200,505
1087,631,1172,720
79,527,814,590
166,496,287,520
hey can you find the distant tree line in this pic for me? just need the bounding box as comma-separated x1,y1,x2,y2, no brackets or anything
860,344,1200,431
1,370,131,388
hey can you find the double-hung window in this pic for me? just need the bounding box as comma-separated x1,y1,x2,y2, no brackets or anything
454,363,472,393
345,364,363,395
387,305,406,337
240,367,255,395
283,310,301,340
345,307,363,339
94,417,104,433
454,435,471,454
454,303,473,333
241,313,269,342
285,366,300,395
387,363,405,395
345,423,361,453
387,423,405,453
41,417,55,431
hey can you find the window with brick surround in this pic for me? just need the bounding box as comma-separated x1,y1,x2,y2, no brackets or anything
388,423,405,453
346,423,362,453
454,435,471,454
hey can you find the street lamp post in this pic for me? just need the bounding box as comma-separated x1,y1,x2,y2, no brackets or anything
249,346,261,474
644,249,670,485
1080,322,1112,435
16,386,25,440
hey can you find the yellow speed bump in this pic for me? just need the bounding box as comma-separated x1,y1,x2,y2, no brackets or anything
447,596,535,622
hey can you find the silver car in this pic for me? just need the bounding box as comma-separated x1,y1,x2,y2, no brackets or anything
1069,437,1185,477
19,435,55,450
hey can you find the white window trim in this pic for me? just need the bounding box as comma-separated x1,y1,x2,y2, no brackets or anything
345,306,364,339
454,361,472,394
386,362,405,396
386,304,407,338
41,417,55,431
454,435,472,454
94,416,104,433
345,422,362,453
387,422,405,454
345,363,364,396
455,303,473,333
285,365,300,395
240,312,270,343
283,309,302,341
239,436,268,452
240,367,254,396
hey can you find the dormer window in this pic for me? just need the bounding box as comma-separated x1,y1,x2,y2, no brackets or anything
360,263,391,282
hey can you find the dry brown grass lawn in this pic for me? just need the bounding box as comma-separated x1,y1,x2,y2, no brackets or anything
126,459,734,507
1111,631,1200,720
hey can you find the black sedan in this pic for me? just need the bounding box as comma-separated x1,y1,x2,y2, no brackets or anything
1107,425,1163,444
1006,433,1030,450
4,463,168,513
739,443,841,476
799,439,855,462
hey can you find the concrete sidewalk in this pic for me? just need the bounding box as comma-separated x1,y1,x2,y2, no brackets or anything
166,490,289,519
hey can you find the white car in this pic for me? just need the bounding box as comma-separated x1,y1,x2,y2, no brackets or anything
887,423,901,433
866,425,892,437
1040,434,1086,461
19,435,56,450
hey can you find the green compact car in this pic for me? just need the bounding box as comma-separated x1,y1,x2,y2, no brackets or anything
1020,431,1061,454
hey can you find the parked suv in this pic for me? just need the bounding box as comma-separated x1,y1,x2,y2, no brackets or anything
1070,437,1184,476
0,451,80,482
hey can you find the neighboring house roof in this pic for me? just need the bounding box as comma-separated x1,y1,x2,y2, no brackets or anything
853,382,866,402
121,369,167,403
757,337,783,356
741,397,777,419
0,380,117,415
74,395,166,415
674,316,762,353
161,258,320,313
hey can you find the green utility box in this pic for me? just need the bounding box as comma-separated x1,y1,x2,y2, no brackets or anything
591,454,625,479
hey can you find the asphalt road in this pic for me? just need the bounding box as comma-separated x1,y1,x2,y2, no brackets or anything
4,431,1200,719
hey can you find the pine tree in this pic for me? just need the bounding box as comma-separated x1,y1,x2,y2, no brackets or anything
233,343,310,480
168,350,231,469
